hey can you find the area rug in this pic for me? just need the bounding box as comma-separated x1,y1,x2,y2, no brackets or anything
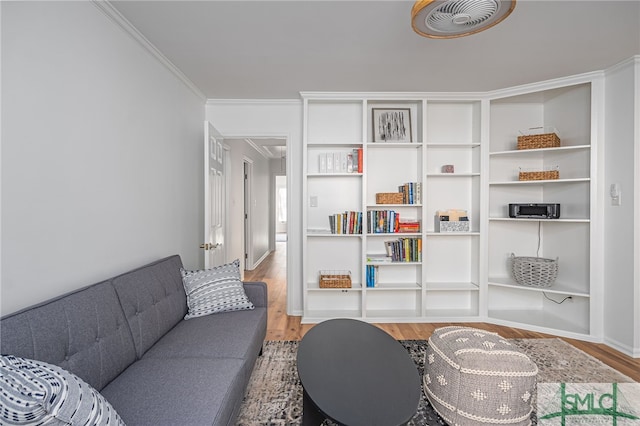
236,339,634,426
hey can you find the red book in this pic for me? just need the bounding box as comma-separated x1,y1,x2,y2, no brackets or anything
357,148,363,173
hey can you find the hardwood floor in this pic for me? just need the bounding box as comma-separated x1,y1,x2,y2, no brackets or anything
245,242,640,381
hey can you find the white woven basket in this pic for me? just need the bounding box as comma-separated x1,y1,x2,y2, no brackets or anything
511,253,558,288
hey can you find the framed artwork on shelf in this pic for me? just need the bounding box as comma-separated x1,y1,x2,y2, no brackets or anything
372,108,412,143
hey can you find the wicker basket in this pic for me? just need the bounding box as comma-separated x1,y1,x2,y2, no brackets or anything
376,192,404,204
519,170,560,181
517,128,561,150
319,270,352,288
511,253,558,288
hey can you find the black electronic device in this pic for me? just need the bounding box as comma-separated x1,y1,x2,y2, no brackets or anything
509,203,560,219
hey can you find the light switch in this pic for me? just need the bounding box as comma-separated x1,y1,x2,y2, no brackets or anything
310,196,318,207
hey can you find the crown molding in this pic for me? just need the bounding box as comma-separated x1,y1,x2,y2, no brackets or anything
206,99,301,106
92,1,206,102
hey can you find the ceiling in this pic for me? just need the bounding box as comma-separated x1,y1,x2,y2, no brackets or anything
111,0,640,101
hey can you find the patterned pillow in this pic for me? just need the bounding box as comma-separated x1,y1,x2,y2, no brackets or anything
181,259,255,319
0,354,125,425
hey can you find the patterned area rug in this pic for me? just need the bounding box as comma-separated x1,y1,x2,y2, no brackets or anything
236,338,634,426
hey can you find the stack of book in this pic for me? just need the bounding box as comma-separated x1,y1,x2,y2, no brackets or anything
398,221,421,233
399,182,421,204
318,149,363,174
328,211,362,234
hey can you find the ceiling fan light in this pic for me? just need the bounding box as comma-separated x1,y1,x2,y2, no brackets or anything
412,0,516,39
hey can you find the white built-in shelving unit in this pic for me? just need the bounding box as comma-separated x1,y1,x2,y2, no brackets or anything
301,74,602,341
302,94,484,324
486,77,602,340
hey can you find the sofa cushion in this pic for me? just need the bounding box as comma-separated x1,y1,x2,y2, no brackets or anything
142,307,267,363
112,255,187,359
0,355,125,426
181,259,254,319
101,357,248,426
0,281,136,391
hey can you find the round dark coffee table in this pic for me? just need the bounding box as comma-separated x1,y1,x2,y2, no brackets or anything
297,318,421,426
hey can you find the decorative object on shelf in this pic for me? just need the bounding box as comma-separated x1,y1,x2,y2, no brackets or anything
411,0,516,39
435,209,470,232
376,192,404,204
511,253,558,288
518,165,560,181
509,203,560,219
318,150,362,174
441,164,455,173
517,127,561,150
372,108,412,143
319,270,352,288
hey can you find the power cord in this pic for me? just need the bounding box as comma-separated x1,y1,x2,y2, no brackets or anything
543,292,572,304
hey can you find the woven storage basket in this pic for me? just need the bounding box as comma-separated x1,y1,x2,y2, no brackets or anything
511,253,558,288
517,128,560,150
376,192,404,204
519,169,560,181
319,270,352,288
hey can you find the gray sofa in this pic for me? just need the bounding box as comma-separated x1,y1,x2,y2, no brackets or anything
0,254,268,426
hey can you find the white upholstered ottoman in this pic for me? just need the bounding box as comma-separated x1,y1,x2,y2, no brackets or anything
424,326,538,426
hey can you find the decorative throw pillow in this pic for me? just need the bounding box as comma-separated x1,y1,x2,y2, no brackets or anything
0,354,125,426
181,259,255,319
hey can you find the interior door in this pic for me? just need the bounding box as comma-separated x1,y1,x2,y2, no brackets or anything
203,121,226,268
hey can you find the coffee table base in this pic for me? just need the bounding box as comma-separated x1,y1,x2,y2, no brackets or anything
302,389,327,426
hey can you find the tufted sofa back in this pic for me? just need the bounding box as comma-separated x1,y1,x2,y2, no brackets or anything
0,255,187,391
0,281,136,391
112,255,187,358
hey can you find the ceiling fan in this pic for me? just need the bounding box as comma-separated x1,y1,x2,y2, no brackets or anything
412,0,516,39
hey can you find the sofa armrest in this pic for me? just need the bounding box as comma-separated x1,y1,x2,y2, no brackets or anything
243,281,268,308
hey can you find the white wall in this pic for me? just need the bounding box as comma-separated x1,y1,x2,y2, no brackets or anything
206,100,302,315
224,139,271,272
603,57,639,356
1,2,205,315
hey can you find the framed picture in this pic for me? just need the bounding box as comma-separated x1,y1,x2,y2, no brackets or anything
372,108,412,142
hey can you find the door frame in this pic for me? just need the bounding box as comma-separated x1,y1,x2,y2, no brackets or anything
243,158,253,271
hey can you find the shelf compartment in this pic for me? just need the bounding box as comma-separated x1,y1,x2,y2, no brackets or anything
488,221,590,288
488,277,589,297
425,145,481,175
426,101,481,145
365,290,421,319
425,281,479,291
305,291,362,318
307,100,363,144
424,290,479,316
488,285,590,335
424,236,479,284
367,100,423,144
306,237,361,286
489,180,590,219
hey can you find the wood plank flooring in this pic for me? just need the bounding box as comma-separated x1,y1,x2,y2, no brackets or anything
244,242,640,381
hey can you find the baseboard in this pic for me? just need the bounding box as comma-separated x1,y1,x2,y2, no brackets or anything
604,336,640,359
248,250,271,270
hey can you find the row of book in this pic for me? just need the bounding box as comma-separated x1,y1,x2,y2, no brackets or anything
328,211,363,234
366,237,422,263
318,149,363,174
367,210,421,234
399,182,421,204
385,238,422,262
365,265,379,288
